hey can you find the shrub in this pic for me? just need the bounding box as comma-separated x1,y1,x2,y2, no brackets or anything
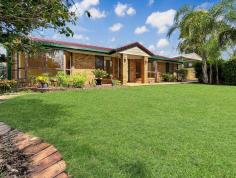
56,71,87,88
70,73,87,88
56,71,69,87
112,79,121,86
36,73,49,85
0,80,17,94
176,68,188,82
92,69,108,79
161,73,174,82
222,58,236,85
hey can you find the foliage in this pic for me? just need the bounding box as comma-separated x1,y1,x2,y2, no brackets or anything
222,58,236,85
112,79,121,86
56,71,87,88
36,73,49,84
0,0,77,53
194,62,204,83
1,85,236,177
92,69,108,79
70,74,87,88
0,80,17,94
167,0,236,84
176,68,188,82
161,73,175,82
0,54,7,62
56,71,68,87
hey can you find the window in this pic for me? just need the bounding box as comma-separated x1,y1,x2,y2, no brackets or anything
166,63,170,73
105,60,112,74
148,61,155,78
166,63,175,73
95,56,104,69
95,56,113,75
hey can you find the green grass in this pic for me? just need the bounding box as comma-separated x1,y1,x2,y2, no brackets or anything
1,84,236,177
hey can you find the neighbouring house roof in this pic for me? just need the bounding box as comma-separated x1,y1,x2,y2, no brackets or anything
175,53,202,61
31,37,181,63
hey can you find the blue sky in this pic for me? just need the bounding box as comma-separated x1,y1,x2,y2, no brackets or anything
33,0,217,57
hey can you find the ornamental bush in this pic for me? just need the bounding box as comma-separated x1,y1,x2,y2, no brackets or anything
56,72,87,88
70,73,87,88
176,68,188,82
0,80,18,94
161,73,175,82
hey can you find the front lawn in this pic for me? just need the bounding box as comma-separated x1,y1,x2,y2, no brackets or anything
0,84,236,177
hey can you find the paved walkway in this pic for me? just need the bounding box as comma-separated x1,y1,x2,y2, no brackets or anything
0,93,23,104
126,81,198,87
0,122,68,178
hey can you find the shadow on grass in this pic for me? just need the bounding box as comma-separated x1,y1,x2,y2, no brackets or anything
0,98,72,133
120,160,151,178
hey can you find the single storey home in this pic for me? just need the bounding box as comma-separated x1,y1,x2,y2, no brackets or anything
175,53,202,81
10,38,182,85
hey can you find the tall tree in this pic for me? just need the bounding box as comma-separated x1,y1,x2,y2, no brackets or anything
168,0,236,84
0,0,79,53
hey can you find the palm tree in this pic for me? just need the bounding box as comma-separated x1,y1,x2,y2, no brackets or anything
168,0,236,84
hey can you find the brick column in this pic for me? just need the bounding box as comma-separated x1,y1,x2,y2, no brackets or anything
154,61,158,82
142,56,148,83
121,54,128,84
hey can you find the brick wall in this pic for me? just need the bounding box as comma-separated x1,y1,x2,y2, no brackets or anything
72,53,95,84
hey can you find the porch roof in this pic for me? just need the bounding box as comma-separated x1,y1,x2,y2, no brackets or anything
31,37,181,63
149,55,182,64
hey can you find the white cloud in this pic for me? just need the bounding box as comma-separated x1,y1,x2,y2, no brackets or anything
148,45,155,52
134,26,148,34
127,7,136,15
73,34,90,41
111,37,116,42
52,33,89,41
52,33,63,39
195,2,214,10
156,39,169,48
146,9,176,33
114,2,136,17
115,2,127,16
70,0,106,19
148,0,155,6
109,23,123,32
89,7,106,19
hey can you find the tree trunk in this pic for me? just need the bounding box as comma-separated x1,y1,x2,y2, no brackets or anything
216,63,219,84
209,63,212,84
202,58,208,84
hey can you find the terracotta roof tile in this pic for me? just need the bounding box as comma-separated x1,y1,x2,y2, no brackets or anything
31,37,112,51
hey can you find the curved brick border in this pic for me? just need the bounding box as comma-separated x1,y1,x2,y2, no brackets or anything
0,122,68,178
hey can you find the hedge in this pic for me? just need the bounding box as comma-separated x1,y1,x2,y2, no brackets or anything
222,59,236,85
194,58,236,85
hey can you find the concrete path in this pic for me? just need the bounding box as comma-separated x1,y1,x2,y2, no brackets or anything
126,81,198,87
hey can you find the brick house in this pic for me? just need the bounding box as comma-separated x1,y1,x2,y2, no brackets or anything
10,38,182,84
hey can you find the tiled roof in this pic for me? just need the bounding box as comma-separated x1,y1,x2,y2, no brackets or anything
31,37,180,62
31,37,112,52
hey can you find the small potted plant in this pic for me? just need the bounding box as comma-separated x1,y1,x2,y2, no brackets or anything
36,73,49,88
92,69,108,85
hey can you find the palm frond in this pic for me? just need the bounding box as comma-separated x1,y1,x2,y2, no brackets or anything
174,5,192,23
167,24,178,38
219,28,236,46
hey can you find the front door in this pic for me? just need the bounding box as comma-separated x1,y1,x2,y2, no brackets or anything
136,60,141,79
